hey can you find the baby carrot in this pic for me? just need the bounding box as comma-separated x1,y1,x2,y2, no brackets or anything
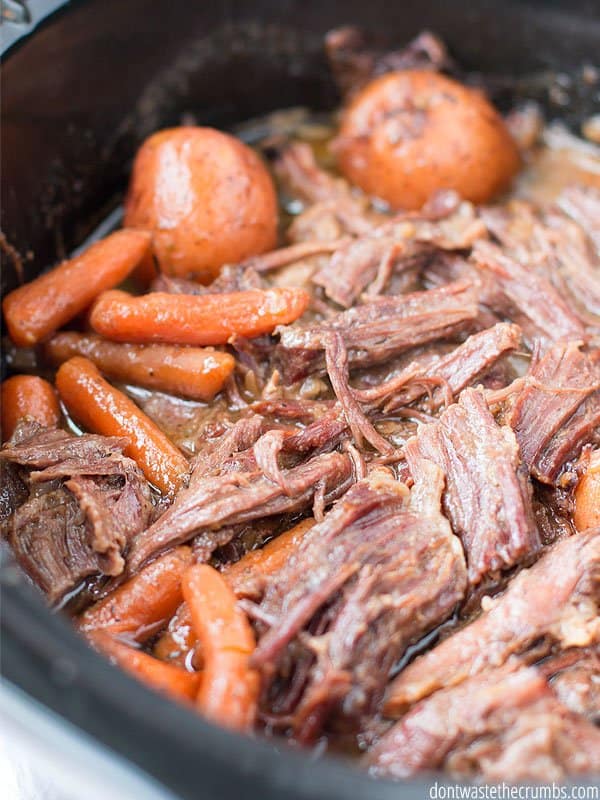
153,519,316,664
56,356,189,495
79,546,192,639
88,631,201,704
44,332,235,401
225,518,315,591
1,375,61,441
90,287,310,346
574,450,600,531
2,229,151,347
152,601,200,668
183,564,259,732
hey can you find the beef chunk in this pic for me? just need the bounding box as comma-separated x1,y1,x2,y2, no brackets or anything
251,461,467,742
384,528,600,713
277,281,479,382
509,341,600,485
1,424,154,603
127,435,354,571
368,661,600,781
406,387,540,584
471,240,587,347
325,27,452,99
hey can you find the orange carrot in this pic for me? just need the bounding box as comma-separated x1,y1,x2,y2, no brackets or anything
88,631,201,704
1,375,61,440
152,601,200,668
225,518,315,591
2,230,151,347
79,547,192,639
56,356,188,495
183,564,259,732
90,287,310,346
574,450,600,531
44,332,235,401
153,519,315,665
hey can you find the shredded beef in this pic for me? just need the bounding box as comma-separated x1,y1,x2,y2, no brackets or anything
324,332,395,454
509,341,600,485
471,240,588,347
313,196,484,307
277,281,479,382
251,461,466,742
274,142,382,235
543,208,600,321
356,322,522,413
556,185,600,254
1,423,154,603
368,660,600,781
481,195,600,321
405,387,540,584
541,647,600,722
384,528,600,714
128,438,354,571
190,414,267,476
313,236,425,308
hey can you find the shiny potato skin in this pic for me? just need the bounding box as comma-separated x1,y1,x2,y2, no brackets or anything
336,70,521,210
124,127,278,282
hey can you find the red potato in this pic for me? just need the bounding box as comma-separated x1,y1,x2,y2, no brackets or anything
1,375,60,440
335,70,520,210
124,126,278,283
574,450,600,531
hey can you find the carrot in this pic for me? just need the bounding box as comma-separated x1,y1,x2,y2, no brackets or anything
574,450,600,531
1,375,61,440
154,520,315,670
2,230,151,347
88,631,201,704
79,546,192,639
183,564,259,732
44,332,235,402
153,601,199,668
225,518,315,590
56,356,188,495
90,287,310,346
